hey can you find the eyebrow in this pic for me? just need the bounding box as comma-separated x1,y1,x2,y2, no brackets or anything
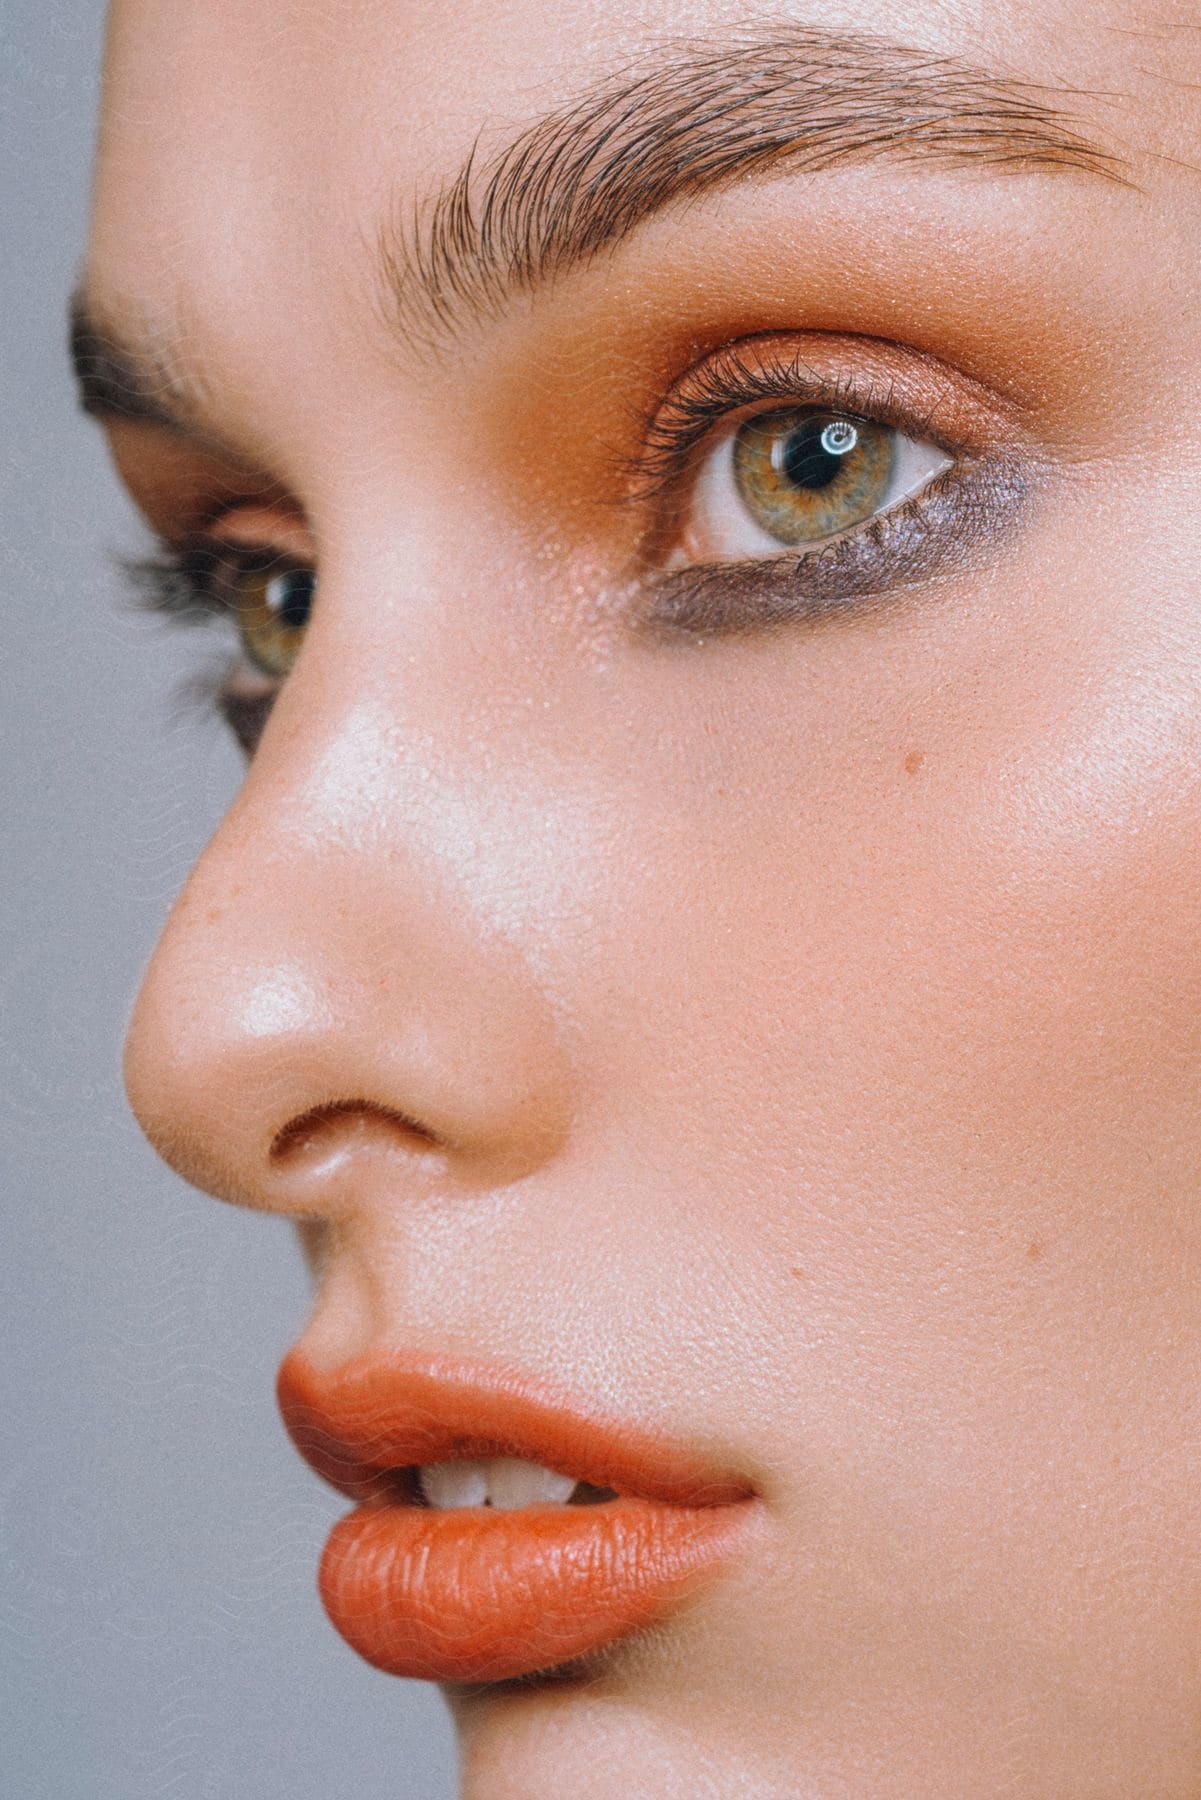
384,25,1125,343
69,297,236,452
72,25,1123,437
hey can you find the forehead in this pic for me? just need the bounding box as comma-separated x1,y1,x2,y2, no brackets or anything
85,0,1197,480
90,0,1190,276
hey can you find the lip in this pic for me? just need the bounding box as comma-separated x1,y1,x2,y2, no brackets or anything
276,1346,757,1684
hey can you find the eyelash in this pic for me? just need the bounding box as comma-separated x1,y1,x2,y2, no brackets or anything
127,340,1010,730
122,538,283,626
628,340,1023,635
120,538,300,749
627,339,946,503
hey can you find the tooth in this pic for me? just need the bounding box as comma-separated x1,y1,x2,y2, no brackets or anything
419,1459,490,1509
484,1458,578,1510
417,1457,583,1509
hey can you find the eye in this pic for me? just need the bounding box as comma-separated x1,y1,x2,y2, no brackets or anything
218,553,316,677
675,406,951,566
123,530,317,754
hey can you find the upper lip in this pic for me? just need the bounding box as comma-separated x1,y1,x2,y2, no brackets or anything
276,1345,754,1509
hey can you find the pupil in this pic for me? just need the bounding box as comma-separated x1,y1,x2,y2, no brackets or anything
775,416,858,493
266,568,314,630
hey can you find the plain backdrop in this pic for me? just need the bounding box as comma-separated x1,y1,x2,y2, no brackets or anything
1,4,458,1793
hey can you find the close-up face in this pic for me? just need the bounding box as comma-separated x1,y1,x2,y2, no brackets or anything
80,0,1201,1793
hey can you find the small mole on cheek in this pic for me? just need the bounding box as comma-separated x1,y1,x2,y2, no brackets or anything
206,908,223,924
1027,1240,1043,1261
903,750,926,776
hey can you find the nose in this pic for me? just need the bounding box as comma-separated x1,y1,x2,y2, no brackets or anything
123,643,576,1222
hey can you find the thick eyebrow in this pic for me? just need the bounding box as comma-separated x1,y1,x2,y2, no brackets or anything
69,296,234,451
382,25,1126,343
73,25,1125,435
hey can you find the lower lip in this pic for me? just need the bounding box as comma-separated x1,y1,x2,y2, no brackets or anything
319,1495,750,1684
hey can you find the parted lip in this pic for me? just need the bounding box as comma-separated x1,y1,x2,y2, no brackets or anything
276,1345,755,1509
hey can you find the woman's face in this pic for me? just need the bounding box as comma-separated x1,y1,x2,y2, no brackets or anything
83,0,1201,1791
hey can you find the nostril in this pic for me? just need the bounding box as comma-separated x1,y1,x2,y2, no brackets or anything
269,1098,441,1166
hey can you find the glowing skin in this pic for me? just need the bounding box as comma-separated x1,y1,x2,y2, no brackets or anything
83,0,1201,1793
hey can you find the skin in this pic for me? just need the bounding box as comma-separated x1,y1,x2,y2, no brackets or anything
83,0,1201,1792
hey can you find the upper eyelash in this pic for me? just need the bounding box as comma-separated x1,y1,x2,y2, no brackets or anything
119,539,299,630
125,342,962,636
625,339,951,502
118,542,285,754
118,543,227,624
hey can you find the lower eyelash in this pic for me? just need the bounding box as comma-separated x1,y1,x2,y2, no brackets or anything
117,544,277,753
641,456,1025,639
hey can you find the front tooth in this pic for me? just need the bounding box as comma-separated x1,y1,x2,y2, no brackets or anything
419,1459,490,1509
485,1458,578,1510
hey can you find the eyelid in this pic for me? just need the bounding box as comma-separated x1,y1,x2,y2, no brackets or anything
121,532,307,757
626,331,1023,571
620,333,1035,637
675,411,953,568
201,501,316,563
629,331,1004,501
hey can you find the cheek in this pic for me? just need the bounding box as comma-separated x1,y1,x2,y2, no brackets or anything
597,487,1201,1229
566,542,1201,1450
532,591,1201,1740
590,730,1200,1243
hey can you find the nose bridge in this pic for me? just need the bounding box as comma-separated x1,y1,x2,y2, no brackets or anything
123,663,576,1215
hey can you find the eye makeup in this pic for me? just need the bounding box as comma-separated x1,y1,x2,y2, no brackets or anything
121,327,1030,746
122,540,310,752
626,333,1029,637
640,462,1024,639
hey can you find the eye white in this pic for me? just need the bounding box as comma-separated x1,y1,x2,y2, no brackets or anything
672,416,952,566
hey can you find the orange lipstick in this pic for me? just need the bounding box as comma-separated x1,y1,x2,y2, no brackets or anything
276,1349,755,1684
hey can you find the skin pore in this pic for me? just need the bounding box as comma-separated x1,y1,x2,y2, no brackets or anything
81,0,1201,1793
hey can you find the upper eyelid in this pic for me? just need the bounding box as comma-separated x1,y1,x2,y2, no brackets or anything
624,340,960,504
132,341,981,586
184,535,312,596
169,487,316,565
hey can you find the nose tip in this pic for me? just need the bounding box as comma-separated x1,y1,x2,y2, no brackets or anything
123,860,574,1219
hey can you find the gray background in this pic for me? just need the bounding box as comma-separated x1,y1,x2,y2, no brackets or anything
2,5,457,1793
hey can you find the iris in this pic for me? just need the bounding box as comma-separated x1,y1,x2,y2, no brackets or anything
235,564,316,675
732,408,895,546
